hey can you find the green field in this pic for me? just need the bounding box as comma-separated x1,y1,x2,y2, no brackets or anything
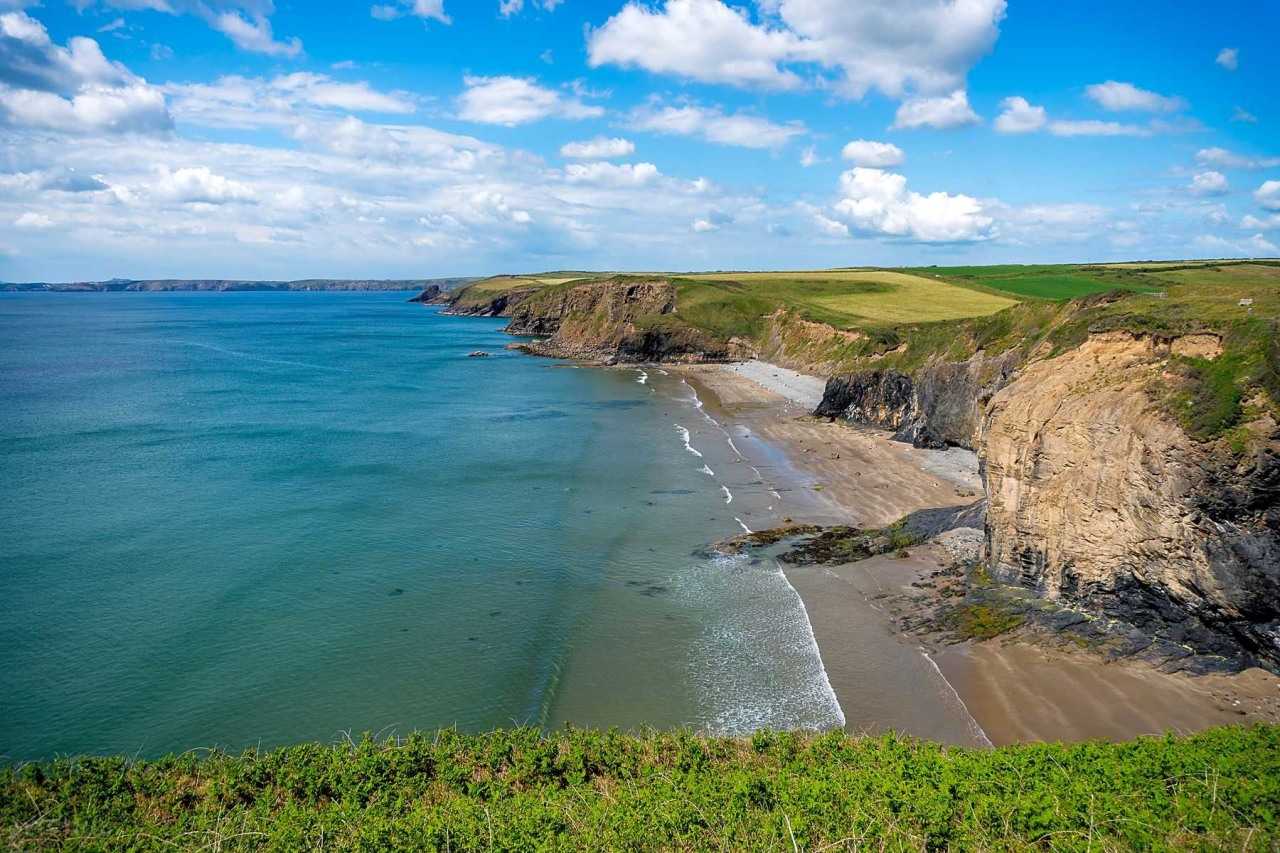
903,264,1163,300
4,726,1278,850
682,270,1018,327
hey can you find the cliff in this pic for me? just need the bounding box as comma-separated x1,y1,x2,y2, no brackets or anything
818,296,1280,670
981,331,1280,669
503,277,737,363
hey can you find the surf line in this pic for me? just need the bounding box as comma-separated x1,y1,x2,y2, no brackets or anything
721,486,733,505
774,559,847,729
635,368,649,385
920,648,994,748
674,424,703,458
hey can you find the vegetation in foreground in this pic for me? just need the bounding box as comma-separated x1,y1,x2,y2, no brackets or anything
3,726,1278,850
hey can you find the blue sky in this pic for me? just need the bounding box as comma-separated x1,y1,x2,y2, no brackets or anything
1,0,1277,280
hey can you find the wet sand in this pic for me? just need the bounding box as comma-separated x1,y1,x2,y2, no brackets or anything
683,361,1280,745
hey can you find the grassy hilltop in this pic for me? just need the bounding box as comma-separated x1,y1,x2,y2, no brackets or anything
450,260,1279,442
4,726,1279,850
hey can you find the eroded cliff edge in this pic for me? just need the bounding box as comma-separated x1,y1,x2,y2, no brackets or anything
819,316,1280,671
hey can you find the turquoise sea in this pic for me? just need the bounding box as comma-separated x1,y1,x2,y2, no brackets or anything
0,292,841,761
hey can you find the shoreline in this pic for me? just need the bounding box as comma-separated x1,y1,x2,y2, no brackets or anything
681,360,1280,745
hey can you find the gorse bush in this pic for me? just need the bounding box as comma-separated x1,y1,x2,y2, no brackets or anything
3,725,1279,850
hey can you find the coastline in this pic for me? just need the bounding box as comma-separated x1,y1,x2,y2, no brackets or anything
680,360,1280,745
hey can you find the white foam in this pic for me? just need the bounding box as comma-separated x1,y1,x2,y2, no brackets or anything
726,437,742,458
721,486,733,505
920,649,993,748
674,424,703,458
734,517,752,534
635,369,648,385
700,464,715,477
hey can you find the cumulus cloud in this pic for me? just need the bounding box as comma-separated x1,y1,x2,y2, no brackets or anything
587,0,805,91
563,161,660,187
993,96,1046,133
1256,181,1280,212
152,165,255,204
1216,47,1238,71
828,167,992,242
799,145,821,167
14,211,54,228
1084,81,1186,113
457,75,603,125
1240,213,1280,231
891,90,979,130
371,0,450,23
0,12,172,134
1196,147,1280,170
560,136,635,159
691,218,718,233
588,0,1006,100
1188,171,1228,197
628,101,805,149
840,139,903,167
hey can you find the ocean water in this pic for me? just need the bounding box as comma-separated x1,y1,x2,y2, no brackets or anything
0,292,841,760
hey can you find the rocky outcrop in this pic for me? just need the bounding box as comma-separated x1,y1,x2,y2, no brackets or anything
443,288,540,318
981,332,1280,670
504,277,735,363
815,351,1021,450
408,284,445,303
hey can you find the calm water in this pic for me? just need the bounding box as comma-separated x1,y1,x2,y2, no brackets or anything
0,292,841,760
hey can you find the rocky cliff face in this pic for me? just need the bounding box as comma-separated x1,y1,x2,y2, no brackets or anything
815,351,1021,450
981,332,1279,670
820,331,1280,670
505,278,735,363
443,288,540,317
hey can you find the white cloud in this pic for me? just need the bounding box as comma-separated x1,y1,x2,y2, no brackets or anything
0,13,172,134
1231,107,1257,124
588,0,1006,100
457,75,603,126
152,165,254,203
563,161,660,187
1256,181,1280,212
14,211,53,228
629,102,805,149
165,73,416,132
499,0,564,18
210,10,301,57
1216,47,1238,71
1195,233,1277,257
891,90,979,130
1196,147,1280,171
829,167,992,242
799,145,821,167
587,0,804,91
1188,171,1228,197
269,72,414,113
75,1,305,56
840,139,903,167
993,95,1046,133
691,218,718,233
371,0,450,23
1084,81,1186,113
1240,213,1280,231
560,136,634,159
1047,119,1147,137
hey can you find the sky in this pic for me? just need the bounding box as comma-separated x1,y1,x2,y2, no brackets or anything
0,0,1277,281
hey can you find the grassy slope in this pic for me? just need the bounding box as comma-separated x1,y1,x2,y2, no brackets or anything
4,726,1278,850
450,263,1278,441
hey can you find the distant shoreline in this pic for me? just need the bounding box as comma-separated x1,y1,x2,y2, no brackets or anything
0,277,475,294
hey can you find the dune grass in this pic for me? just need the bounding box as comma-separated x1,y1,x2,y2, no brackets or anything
3,726,1278,850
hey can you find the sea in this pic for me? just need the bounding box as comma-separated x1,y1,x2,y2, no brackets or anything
0,291,843,760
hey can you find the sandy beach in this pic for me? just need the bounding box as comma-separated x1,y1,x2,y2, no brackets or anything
682,360,1280,746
